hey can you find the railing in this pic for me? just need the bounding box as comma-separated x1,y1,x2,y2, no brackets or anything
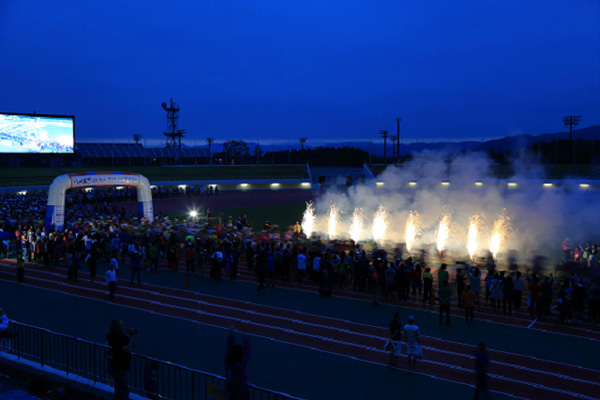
2,321,301,400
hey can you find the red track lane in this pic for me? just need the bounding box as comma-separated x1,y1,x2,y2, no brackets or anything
2,263,599,400
87,252,600,339
227,264,600,340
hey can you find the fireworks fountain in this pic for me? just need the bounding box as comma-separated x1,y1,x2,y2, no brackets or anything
467,212,486,260
371,205,389,243
327,202,340,240
301,201,315,237
349,207,365,243
435,213,452,256
489,215,513,260
405,210,422,254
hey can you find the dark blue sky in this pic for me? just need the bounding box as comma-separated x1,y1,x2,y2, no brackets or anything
1,1,598,146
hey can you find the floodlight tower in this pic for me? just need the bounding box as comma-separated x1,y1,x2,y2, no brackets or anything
161,98,186,148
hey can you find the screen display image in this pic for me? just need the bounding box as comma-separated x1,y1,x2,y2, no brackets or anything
0,113,74,153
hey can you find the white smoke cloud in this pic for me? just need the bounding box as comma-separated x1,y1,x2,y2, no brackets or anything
304,150,600,265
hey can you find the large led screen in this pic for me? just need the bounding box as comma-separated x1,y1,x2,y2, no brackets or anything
0,112,74,153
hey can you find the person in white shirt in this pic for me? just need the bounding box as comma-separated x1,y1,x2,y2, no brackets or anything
297,250,307,284
312,253,321,282
110,258,119,276
404,315,423,371
105,263,118,302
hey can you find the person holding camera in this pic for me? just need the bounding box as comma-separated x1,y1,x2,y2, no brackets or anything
106,319,137,400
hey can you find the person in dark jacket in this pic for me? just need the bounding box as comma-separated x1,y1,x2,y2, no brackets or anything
474,342,491,399
225,323,251,400
106,318,137,400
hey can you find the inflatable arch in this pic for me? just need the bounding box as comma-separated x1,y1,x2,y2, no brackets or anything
45,172,154,232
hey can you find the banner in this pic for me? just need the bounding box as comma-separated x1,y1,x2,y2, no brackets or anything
70,174,140,189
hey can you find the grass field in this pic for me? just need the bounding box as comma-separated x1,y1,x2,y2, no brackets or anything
168,203,306,232
0,165,308,187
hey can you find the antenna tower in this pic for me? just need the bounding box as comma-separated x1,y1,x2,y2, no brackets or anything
161,98,186,148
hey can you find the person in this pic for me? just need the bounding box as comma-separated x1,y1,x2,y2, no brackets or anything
422,267,433,305
572,278,587,323
502,275,514,316
86,250,97,285
527,270,542,318
148,243,159,273
456,268,466,308
106,319,137,400
438,263,449,289
185,243,195,275
0,308,18,351
105,262,118,302
474,342,491,400
225,323,251,400
466,265,482,310
540,275,554,317
255,247,268,294
489,273,503,313
512,271,524,311
462,285,476,326
144,357,158,400
211,247,224,280
387,312,402,368
438,279,452,326
109,257,119,277
297,249,307,284
403,315,422,371
16,253,25,283
384,263,396,301
129,243,142,285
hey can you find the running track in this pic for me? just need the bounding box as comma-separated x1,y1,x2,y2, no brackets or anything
1,261,599,400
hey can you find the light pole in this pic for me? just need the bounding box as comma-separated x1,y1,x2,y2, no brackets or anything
396,117,401,162
379,130,389,163
563,115,582,164
206,137,214,165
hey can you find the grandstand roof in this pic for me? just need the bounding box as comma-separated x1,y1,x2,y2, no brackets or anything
76,143,208,159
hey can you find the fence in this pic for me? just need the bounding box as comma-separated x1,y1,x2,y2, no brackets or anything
2,321,300,400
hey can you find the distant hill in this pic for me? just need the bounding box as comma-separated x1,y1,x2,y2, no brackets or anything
325,125,600,156
474,125,600,153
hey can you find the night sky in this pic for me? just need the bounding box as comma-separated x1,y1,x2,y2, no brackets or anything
1,1,598,146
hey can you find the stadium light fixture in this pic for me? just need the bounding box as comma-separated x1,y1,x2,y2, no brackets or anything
115,186,124,190
271,183,280,187
580,183,590,189
301,182,311,187
441,181,450,186
376,182,385,187
240,183,248,188
408,181,417,186
543,183,553,188
475,182,483,186
17,190,27,195
507,182,517,188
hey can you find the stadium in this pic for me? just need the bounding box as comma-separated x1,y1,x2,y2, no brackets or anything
0,110,599,400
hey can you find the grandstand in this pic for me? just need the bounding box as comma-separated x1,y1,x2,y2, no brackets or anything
76,143,209,167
